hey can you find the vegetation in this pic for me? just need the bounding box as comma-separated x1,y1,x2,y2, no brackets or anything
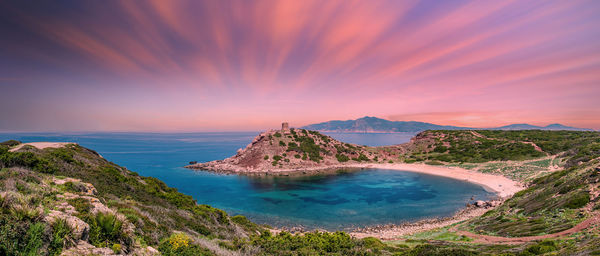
2,129,600,255
0,142,256,255
285,132,325,162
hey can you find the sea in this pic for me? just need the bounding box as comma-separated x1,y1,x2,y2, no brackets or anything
0,131,493,230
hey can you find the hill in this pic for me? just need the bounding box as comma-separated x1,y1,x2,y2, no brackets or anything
302,116,593,132
302,116,467,132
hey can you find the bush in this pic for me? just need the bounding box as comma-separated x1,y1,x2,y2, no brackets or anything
87,212,126,248
231,215,261,233
68,198,92,215
24,222,45,255
335,154,349,162
279,141,286,146
0,140,21,147
352,154,369,162
563,192,590,209
252,231,360,255
524,240,558,255
158,233,212,256
50,219,72,255
433,145,447,153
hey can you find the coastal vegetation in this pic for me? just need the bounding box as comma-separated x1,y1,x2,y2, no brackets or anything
3,128,600,255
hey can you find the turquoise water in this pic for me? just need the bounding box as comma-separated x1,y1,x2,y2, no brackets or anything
0,132,493,230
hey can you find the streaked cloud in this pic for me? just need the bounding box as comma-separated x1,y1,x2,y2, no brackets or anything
0,0,599,131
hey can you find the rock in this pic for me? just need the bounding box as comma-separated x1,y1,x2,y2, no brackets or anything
189,161,197,164
132,246,160,256
61,240,118,256
474,200,486,208
44,210,89,241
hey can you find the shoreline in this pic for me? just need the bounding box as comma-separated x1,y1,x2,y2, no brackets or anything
189,162,524,198
192,162,524,240
349,202,498,240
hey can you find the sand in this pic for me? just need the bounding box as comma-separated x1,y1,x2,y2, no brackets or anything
9,142,73,152
350,163,523,198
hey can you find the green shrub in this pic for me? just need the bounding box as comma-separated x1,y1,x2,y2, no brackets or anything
264,155,269,160
425,160,444,165
335,154,349,162
0,140,21,147
49,219,72,255
68,198,92,215
352,153,369,162
433,145,448,153
524,239,558,254
111,243,122,254
279,141,286,146
231,215,261,233
24,222,45,255
87,212,126,248
563,192,590,209
273,132,282,138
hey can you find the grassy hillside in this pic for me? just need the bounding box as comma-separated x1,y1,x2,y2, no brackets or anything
404,130,600,165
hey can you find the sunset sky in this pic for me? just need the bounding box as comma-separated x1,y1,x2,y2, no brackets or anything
1,0,599,132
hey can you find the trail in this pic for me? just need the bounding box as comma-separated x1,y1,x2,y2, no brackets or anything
469,131,546,154
451,214,600,244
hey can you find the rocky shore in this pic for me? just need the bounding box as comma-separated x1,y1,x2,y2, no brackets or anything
350,199,502,240
269,199,503,240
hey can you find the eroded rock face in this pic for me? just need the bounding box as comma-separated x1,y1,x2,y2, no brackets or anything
44,210,90,241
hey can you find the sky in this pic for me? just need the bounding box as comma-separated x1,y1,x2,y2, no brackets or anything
1,0,599,132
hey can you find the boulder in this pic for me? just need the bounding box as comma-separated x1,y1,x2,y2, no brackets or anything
474,200,487,208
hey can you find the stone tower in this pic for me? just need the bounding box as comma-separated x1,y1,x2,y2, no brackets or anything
281,122,289,131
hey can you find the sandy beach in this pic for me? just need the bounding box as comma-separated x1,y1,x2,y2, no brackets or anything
351,163,523,198
9,142,73,152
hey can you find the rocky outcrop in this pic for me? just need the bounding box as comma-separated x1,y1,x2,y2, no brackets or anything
187,128,408,173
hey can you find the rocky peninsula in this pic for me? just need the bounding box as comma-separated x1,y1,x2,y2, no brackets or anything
186,123,524,198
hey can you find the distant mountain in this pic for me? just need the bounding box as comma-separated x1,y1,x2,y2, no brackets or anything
302,116,468,132
492,123,593,131
302,116,594,132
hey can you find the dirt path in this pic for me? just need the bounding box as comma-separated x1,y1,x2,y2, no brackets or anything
469,131,546,154
451,214,600,244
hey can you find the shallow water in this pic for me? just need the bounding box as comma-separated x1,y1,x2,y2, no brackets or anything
0,132,493,230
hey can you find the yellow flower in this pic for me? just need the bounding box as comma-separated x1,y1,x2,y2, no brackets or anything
168,233,190,250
